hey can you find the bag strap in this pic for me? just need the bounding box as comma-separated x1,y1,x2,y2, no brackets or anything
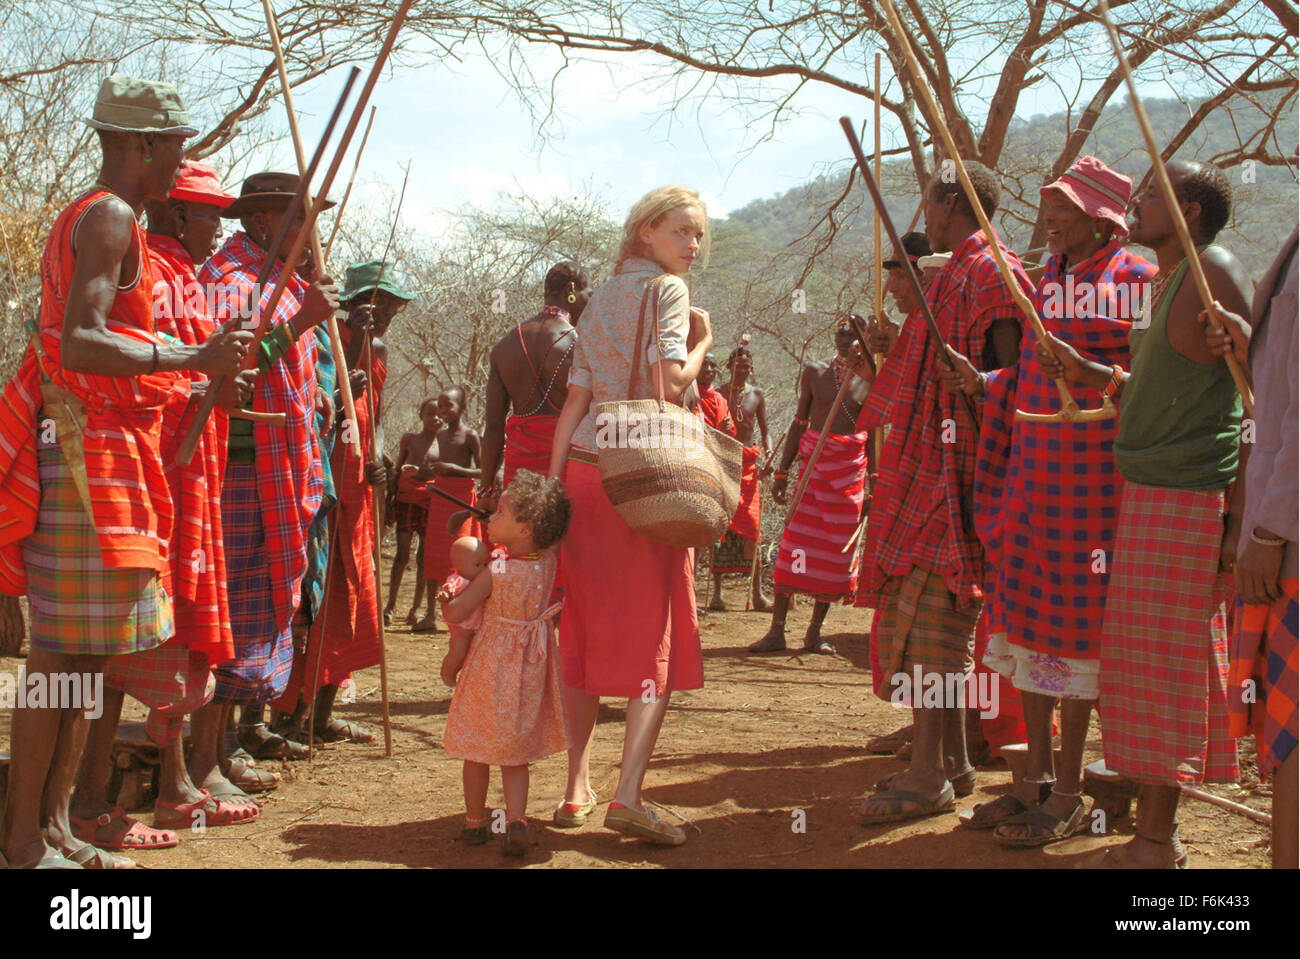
626,275,670,409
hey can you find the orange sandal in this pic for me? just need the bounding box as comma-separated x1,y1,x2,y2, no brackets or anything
70,807,178,851
154,789,260,829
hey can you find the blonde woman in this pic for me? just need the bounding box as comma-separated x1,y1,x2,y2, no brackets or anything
547,186,713,845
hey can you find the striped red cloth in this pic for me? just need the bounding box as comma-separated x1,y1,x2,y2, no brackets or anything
149,234,234,666
1100,482,1238,784
728,444,761,540
395,469,432,505
199,231,322,629
973,242,1155,658
275,345,385,703
773,429,867,602
0,189,183,593
856,231,1031,610
1229,578,1299,776
503,413,558,487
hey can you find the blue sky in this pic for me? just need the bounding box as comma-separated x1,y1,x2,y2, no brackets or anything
254,24,1208,235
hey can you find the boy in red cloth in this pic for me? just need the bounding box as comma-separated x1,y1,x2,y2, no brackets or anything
385,397,441,626
413,387,482,632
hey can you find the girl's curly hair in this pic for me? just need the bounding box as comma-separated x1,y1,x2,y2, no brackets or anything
504,470,572,549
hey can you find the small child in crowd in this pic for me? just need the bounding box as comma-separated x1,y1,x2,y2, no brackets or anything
439,470,572,857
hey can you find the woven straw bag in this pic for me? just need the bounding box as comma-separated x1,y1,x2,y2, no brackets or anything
593,276,743,548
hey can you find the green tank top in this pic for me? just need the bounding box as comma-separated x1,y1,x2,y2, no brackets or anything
1114,247,1240,489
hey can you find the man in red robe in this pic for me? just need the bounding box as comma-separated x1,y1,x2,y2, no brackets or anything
273,260,410,743
68,161,263,847
0,79,250,868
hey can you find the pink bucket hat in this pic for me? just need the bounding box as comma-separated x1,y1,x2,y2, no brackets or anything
1040,155,1132,236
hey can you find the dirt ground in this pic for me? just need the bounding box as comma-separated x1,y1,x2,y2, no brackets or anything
0,555,1275,869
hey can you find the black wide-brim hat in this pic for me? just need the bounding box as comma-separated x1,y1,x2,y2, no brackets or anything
222,171,335,219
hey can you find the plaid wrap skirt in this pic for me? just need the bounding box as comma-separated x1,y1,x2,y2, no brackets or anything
24,428,172,656
1229,578,1299,776
1100,482,1238,785
874,564,980,703
213,462,294,704
105,646,213,745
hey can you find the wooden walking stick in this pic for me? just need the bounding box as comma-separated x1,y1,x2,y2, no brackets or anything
872,52,885,468
263,0,362,458
878,0,1113,425
1096,0,1254,418
322,106,377,265
839,118,979,431
742,430,786,613
175,67,359,465
355,160,411,758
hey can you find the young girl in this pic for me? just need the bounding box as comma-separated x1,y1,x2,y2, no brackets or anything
440,470,572,856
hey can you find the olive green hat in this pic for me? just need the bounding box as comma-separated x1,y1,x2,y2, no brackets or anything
85,75,199,136
339,259,416,303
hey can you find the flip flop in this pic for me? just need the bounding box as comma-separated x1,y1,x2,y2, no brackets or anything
958,780,1055,830
68,844,138,869
202,778,261,807
239,723,308,761
876,768,976,798
854,782,955,826
802,638,836,655
314,718,376,744
223,757,281,793
995,801,1088,847
69,807,178,851
747,635,787,653
155,789,260,828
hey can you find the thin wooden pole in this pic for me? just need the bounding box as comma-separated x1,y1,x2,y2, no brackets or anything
322,105,377,265
872,52,885,468
262,0,362,457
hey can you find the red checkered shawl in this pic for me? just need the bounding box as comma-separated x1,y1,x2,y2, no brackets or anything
973,242,1155,656
856,230,1031,609
0,189,182,594
149,234,235,662
198,231,322,627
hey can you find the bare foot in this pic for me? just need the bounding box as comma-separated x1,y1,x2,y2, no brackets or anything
707,595,727,612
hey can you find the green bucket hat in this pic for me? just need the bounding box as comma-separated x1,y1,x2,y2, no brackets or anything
339,259,416,303
85,75,199,136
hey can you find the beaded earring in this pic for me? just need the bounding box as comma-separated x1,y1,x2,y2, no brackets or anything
567,281,577,304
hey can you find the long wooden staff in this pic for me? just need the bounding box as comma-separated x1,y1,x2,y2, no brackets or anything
838,118,979,431
879,0,1111,425
175,67,358,465
872,52,885,468
1096,0,1254,418
743,425,787,612
322,106,377,265
263,0,362,458
358,161,411,758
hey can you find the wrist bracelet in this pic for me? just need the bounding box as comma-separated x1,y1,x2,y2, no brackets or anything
149,342,159,374
792,416,810,427
1250,528,1288,547
773,469,788,480
1102,364,1125,400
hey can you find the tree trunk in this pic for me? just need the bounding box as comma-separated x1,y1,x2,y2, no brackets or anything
0,594,25,657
